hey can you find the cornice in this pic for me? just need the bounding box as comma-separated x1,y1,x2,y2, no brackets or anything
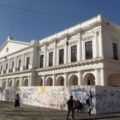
0,69,32,77
103,58,120,64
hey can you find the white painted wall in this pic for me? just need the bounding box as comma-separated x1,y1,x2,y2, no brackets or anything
0,42,29,58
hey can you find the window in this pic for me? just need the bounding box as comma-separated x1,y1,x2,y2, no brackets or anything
26,57,30,69
59,49,64,65
40,55,44,68
6,63,8,70
49,52,53,67
85,41,93,59
113,43,118,60
18,59,21,70
71,45,77,62
12,62,14,69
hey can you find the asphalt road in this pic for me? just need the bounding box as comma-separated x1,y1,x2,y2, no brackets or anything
0,101,120,120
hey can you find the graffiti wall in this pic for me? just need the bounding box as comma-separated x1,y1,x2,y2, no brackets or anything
19,86,96,113
96,86,120,114
1,86,120,114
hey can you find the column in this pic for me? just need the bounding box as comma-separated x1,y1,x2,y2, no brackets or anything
53,74,56,86
29,76,33,86
82,40,85,61
64,73,68,86
42,75,45,86
95,69,100,85
77,34,80,62
78,32,82,61
95,31,99,58
80,31,82,61
100,68,105,86
22,54,25,70
65,37,68,64
78,71,83,85
30,51,33,69
98,30,104,58
14,57,17,70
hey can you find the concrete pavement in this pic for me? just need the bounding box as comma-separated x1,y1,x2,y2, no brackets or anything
0,101,120,120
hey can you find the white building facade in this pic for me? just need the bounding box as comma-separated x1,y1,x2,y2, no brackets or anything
0,15,120,89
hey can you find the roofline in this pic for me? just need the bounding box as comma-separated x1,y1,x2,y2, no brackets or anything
0,45,33,60
39,14,103,44
0,36,31,51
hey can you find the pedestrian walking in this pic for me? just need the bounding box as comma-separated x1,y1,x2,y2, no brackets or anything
66,96,74,120
86,92,92,116
14,94,20,108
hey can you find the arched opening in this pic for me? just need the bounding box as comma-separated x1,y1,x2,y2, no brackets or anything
108,74,120,86
69,75,78,86
39,78,43,86
15,80,19,88
46,77,53,86
2,81,6,89
84,73,95,85
23,79,28,86
56,76,64,86
8,80,12,87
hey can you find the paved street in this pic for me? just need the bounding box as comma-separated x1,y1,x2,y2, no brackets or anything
0,101,120,120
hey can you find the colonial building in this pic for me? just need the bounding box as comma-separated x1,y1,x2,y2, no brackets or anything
0,14,120,89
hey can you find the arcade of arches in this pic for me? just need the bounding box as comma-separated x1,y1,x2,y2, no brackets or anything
3,72,120,88
1,78,29,88
38,73,96,86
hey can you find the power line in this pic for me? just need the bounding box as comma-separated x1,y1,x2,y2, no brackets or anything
0,3,79,18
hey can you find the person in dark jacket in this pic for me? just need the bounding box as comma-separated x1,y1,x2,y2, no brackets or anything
66,96,74,120
76,100,83,112
14,94,20,108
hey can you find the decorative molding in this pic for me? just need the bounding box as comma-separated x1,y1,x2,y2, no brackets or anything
82,35,94,41
47,48,54,52
57,45,65,49
69,40,78,46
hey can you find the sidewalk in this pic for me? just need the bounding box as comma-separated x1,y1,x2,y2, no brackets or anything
0,101,120,120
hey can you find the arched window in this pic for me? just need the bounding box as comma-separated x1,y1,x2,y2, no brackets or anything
23,79,28,86
84,73,95,85
56,76,64,86
69,75,78,86
46,77,53,86
15,80,19,88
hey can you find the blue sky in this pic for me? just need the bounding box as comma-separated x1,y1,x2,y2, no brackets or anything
0,0,120,45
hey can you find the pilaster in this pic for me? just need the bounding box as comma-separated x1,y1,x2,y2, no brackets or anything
64,73,68,86
78,71,83,85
